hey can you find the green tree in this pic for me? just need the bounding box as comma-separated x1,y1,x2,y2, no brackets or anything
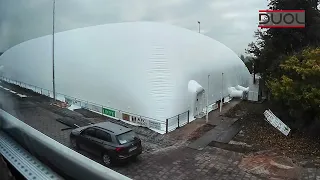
245,0,320,126
239,55,254,73
267,47,320,121
245,58,254,74
239,54,245,62
246,0,320,80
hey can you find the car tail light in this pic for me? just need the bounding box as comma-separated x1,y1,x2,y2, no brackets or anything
115,147,124,152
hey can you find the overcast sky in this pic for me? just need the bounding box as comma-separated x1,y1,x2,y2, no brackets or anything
0,0,268,54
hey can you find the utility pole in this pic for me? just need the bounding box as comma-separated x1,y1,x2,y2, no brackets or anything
206,74,210,123
198,21,200,33
52,0,56,100
220,73,224,113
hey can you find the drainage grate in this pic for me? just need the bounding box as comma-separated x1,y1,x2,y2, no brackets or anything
0,131,62,180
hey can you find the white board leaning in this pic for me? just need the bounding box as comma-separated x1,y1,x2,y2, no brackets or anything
263,109,291,136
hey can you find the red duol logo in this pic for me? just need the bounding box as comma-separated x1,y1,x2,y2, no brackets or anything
259,10,305,28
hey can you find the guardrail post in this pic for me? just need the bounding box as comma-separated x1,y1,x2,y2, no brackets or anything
177,114,180,128
166,119,168,133
187,110,190,123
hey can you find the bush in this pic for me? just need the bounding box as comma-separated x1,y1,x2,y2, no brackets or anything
267,47,320,122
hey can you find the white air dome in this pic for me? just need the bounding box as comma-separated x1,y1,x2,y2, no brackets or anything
0,22,250,126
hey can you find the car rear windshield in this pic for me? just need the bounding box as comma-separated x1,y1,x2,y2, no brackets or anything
117,131,137,145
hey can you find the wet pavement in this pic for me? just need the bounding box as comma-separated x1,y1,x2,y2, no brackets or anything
239,151,302,179
113,146,260,180
188,116,240,150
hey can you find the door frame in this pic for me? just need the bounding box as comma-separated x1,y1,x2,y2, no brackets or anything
194,89,205,118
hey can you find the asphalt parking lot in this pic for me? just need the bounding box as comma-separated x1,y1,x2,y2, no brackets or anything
0,80,264,180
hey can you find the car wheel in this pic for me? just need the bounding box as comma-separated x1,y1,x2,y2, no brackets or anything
70,138,79,150
102,153,112,166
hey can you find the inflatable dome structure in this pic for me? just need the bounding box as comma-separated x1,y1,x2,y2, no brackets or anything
0,22,250,133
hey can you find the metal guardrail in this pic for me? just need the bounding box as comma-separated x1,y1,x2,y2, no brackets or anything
0,109,132,180
0,131,62,180
0,76,192,133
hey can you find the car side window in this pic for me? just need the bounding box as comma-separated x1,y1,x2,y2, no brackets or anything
95,129,112,142
82,128,96,137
